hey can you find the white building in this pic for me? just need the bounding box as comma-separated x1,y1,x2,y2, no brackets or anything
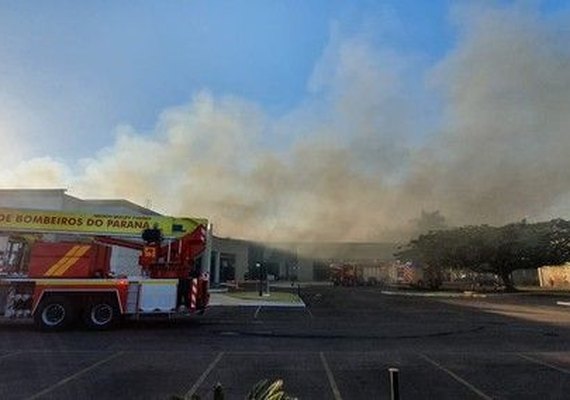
0,189,160,277
0,189,397,284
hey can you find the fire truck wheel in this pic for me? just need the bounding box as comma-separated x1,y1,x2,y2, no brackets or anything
83,299,119,330
34,296,76,331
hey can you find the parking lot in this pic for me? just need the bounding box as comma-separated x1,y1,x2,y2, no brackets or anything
1,287,570,399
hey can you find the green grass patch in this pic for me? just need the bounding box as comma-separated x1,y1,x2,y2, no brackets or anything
226,291,303,303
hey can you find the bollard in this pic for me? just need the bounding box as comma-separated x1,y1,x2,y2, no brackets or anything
213,382,224,400
388,367,400,400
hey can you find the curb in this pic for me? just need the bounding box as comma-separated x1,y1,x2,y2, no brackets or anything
209,288,229,293
381,290,487,298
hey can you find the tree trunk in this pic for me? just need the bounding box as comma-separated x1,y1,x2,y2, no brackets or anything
499,269,515,292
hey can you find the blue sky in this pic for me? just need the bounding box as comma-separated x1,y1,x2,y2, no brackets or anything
1,0,568,162
0,0,456,160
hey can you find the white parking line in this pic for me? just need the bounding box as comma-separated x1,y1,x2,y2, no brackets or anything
306,307,314,319
0,351,21,360
183,352,225,398
320,352,343,400
518,353,570,375
419,353,492,400
254,306,262,319
26,351,124,400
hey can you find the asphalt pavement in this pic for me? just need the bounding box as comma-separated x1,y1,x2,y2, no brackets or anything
1,287,570,399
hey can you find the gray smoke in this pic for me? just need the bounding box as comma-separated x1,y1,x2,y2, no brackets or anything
1,3,569,242
423,3,570,225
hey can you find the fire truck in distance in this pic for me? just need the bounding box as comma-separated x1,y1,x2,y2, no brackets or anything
329,263,387,286
395,261,443,289
0,207,210,331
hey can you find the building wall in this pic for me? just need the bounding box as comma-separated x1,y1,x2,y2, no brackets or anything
0,189,66,210
210,240,398,282
0,189,159,217
65,199,161,216
61,195,85,211
512,269,539,286
296,257,315,281
538,265,570,287
211,237,249,283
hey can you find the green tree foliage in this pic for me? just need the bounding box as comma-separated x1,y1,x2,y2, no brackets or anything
396,219,570,290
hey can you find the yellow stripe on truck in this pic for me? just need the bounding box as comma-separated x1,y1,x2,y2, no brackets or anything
44,245,89,276
52,245,91,277
43,245,82,276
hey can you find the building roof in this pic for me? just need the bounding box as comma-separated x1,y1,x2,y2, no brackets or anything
0,188,67,194
0,188,160,216
78,199,161,216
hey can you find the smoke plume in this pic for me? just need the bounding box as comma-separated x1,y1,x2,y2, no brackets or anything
2,3,570,242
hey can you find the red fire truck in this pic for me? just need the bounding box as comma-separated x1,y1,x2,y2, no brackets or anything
0,207,210,331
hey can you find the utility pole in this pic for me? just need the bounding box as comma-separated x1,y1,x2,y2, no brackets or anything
256,262,262,296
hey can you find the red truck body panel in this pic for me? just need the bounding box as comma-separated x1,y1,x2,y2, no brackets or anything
27,242,111,278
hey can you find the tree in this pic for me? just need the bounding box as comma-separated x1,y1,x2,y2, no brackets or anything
410,210,448,237
486,220,570,289
396,219,570,291
395,228,464,289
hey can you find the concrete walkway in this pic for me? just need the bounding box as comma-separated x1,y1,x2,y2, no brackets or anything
209,292,306,308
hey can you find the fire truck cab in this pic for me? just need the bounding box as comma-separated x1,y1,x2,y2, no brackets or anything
0,207,211,331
